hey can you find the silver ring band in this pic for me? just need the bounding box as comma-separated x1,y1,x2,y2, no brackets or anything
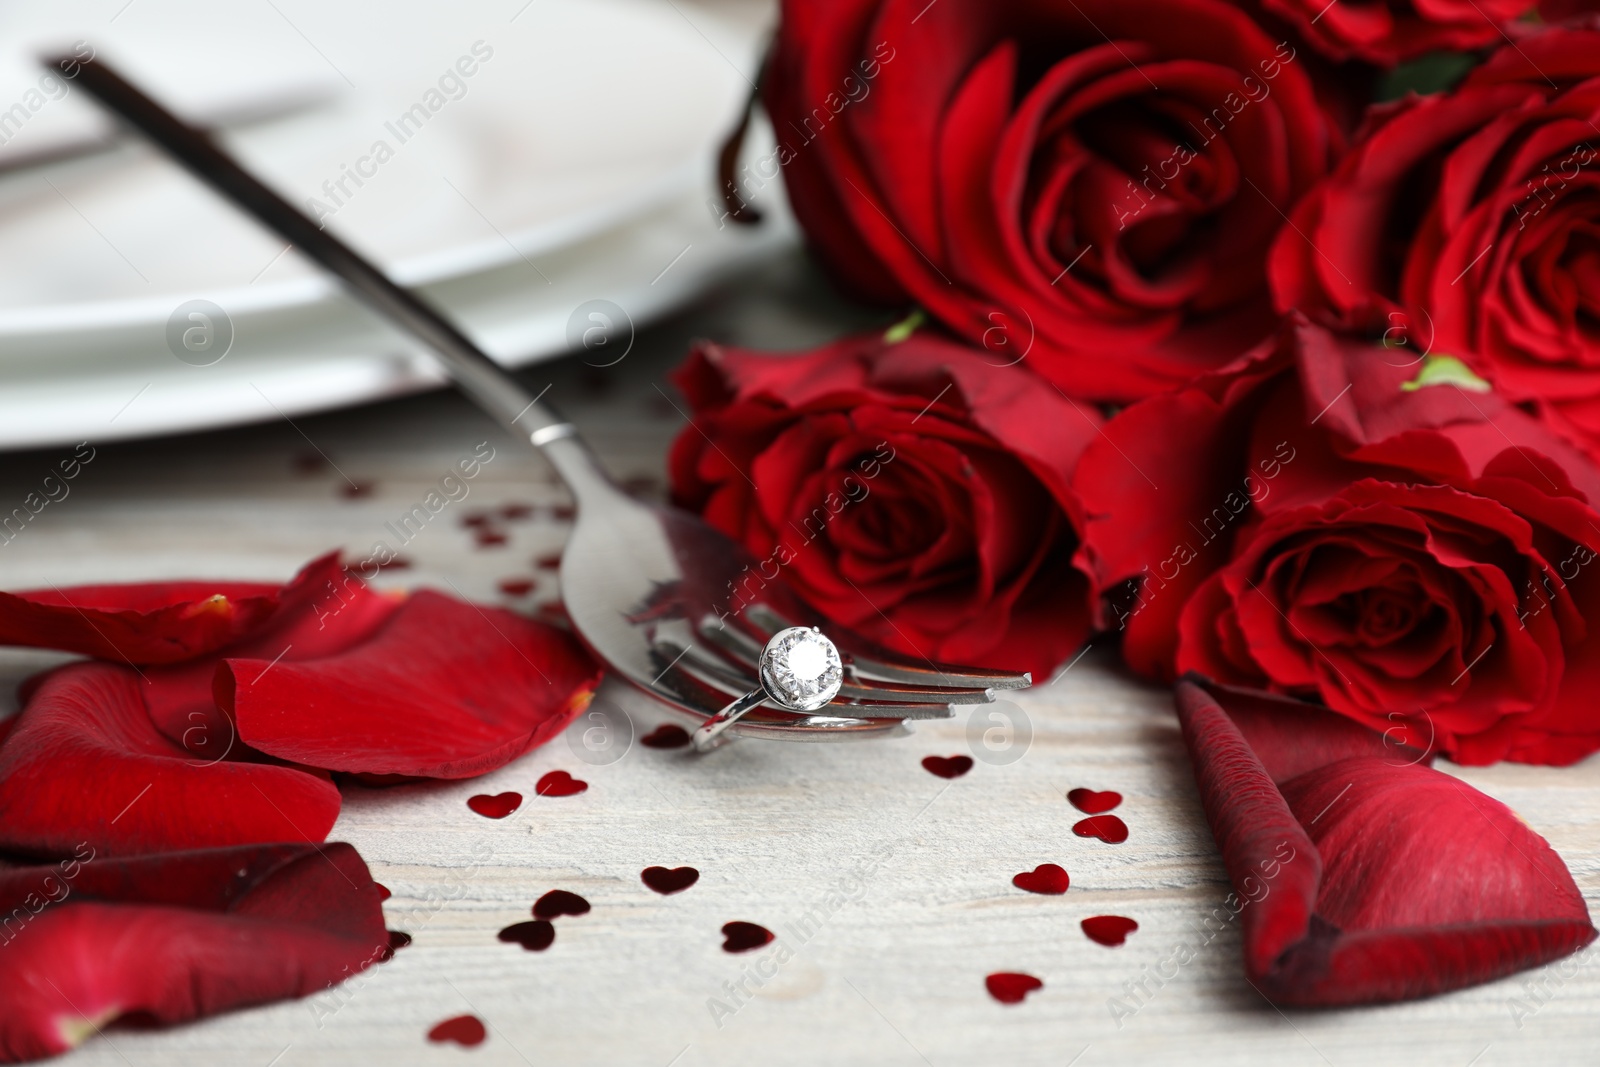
529,422,577,448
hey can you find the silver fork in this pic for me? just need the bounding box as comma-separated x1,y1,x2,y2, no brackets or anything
62,55,1032,745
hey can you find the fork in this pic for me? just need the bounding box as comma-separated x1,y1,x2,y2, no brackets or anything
60,55,1032,745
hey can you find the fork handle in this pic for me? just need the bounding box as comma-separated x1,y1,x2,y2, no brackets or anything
58,53,617,502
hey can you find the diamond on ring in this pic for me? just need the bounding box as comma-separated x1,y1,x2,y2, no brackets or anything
759,626,843,712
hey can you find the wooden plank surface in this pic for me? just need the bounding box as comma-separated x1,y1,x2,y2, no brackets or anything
3,249,1599,1067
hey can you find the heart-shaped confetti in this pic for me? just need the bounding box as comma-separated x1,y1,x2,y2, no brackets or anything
985,972,1043,1005
721,921,774,953
427,1014,486,1046
1067,788,1122,814
1011,864,1070,895
536,770,587,797
921,754,973,779
1081,915,1139,947
467,792,522,819
533,890,591,920
498,920,555,951
642,866,700,895
497,578,536,597
1072,814,1129,844
640,724,692,749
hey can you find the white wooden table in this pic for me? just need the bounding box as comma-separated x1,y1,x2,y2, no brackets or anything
3,248,1599,1067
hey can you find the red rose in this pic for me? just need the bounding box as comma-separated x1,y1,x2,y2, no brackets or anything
1270,28,1600,462
1255,0,1535,64
668,330,1097,677
764,0,1336,402
1073,316,1600,765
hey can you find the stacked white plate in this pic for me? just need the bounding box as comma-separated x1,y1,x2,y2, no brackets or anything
0,0,792,449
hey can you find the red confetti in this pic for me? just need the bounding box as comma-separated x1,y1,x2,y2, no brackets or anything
533,890,590,920
498,920,555,951
427,1015,486,1047
1081,915,1139,947
642,866,699,895
1067,788,1122,814
721,921,773,953
467,792,522,819
535,770,587,797
500,503,534,520
1073,815,1129,844
640,724,691,749
534,552,562,570
922,754,973,779
985,972,1043,1004
1012,864,1069,895
474,531,508,548
339,481,376,500
497,578,536,597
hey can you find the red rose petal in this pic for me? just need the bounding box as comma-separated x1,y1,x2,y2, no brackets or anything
640,724,692,749
0,663,340,857
721,921,773,953
1012,864,1069,895
1081,915,1139,947
498,920,555,951
0,553,346,666
1175,678,1596,1005
0,843,387,1061
1072,815,1129,844
375,882,391,901
985,972,1043,1004
139,554,404,751
220,591,601,779
428,1014,486,1047
532,890,590,920
642,866,699,895
921,754,973,779
536,770,587,797
1066,788,1121,814
466,792,522,819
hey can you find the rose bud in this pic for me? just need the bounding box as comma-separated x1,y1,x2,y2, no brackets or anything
668,329,1097,678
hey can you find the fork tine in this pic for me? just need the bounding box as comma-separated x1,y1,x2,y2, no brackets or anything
696,616,995,704
741,604,1032,691
654,640,957,721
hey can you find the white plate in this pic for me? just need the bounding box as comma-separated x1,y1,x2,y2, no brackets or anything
0,0,779,448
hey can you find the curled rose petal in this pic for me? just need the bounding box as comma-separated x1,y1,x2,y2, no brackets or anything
219,591,601,779
0,842,388,1063
0,554,349,666
0,663,340,858
1175,677,1595,1004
